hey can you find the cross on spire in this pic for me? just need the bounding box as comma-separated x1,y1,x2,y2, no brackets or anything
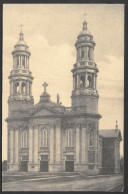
42,82,48,93
20,24,24,32
83,12,88,20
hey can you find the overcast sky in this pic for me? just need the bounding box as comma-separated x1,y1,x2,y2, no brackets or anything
3,4,124,160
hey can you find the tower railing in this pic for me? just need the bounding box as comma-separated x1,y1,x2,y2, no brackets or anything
10,69,32,75
61,106,87,114
73,61,97,68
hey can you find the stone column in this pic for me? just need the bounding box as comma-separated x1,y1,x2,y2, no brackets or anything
76,127,80,163
13,56,14,68
81,127,86,163
95,74,97,90
85,72,88,88
73,76,75,90
56,126,61,162
87,47,88,61
93,74,95,89
34,127,38,163
85,47,87,60
85,73,87,88
19,81,22,94
28,56,29,70
76,48,78,62
13,130,15,163
20,56,22,68
30,83,32,96
12,81,14,96
15,129,19,163
8,129,10,163
25,56,27,69
27,81,29,96
78,48,80,62
29,127,33,163
49,126,54,163
90,47,93,61
10,81,12,96
18,56,20,68
77,75,80,89
21,55,23,68
10,129,14,163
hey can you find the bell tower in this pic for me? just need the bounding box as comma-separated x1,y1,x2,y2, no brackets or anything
71,19,99,114
8,30,34,117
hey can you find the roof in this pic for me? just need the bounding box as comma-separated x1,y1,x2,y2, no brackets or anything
99,129,122,141
77,20,92,38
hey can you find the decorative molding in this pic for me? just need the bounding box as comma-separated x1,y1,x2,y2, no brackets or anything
61,119,75,129
81,123,87,128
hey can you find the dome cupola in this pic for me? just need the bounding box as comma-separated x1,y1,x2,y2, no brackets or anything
12,30,30,56
8,30,34,117
71,19,99,112
75,20,95,48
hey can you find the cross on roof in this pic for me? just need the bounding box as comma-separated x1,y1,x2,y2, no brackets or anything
42,82,48,93
20,24,24,31
83,12,88,20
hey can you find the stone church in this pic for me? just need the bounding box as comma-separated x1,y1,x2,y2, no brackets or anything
6,19,122,174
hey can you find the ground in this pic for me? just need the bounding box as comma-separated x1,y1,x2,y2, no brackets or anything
2,172,123,191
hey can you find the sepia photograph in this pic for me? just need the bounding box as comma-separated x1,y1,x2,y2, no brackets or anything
2,3,124,191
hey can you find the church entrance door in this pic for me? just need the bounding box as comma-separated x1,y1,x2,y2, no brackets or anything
40,161,49,172
20,161,28,172
65,161,74,172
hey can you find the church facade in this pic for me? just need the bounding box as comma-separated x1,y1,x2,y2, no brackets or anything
6,20,122,174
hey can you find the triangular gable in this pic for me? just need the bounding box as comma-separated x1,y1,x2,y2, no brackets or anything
29,104,60,117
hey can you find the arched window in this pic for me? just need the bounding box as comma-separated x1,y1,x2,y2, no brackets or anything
22,56,25,68
15,82,19,94
21,129,28,148
17,56,19,68
40,128,48,147
88,75,93,88
75,76,77,89
80,75,85,88
21,82,26,94
81,50,85,58
89,129,94,147
24,131,27,148
67,129,73,147
88,47,90,60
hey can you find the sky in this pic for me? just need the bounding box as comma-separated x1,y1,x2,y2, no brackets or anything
2,4,124,161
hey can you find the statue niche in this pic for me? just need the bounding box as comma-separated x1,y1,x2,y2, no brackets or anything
80,75,85,88
87,75,93,88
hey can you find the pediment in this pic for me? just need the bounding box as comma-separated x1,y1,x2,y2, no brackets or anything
29,104,60,117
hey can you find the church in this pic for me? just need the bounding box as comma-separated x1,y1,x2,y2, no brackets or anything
6,19,122,174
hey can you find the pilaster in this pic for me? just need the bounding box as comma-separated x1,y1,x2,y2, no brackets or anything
76,127,80,163
34,127,38,163
49,126,54,163
55,126,61,162
29,127,33,163
15,129,19,163
81,127,86,163
10,129,13,163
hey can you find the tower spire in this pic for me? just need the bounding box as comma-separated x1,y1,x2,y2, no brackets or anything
71,17,98,112
83,12,88,30
19,24,24,41
115,120,118,129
